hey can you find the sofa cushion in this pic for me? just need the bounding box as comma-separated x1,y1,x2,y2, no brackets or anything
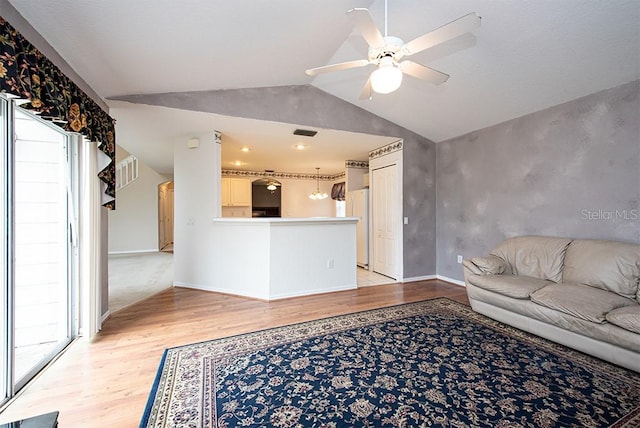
490,236,571,282
606,305,640,334
563,239,640,299
468,274,552,299
470,255,509,275
530,283,637,324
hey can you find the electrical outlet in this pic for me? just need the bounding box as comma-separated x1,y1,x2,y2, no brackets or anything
403,217,409,225
327,259,334,269
457,255,463,264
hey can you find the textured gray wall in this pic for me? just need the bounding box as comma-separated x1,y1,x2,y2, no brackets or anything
403,137,436,278
437,80,640,282
115,85,438,278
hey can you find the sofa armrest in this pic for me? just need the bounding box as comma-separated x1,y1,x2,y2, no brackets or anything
463,255,508,276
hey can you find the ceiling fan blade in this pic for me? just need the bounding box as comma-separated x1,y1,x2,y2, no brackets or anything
305,59,370,77
402,12,481,56
399,61,449,85
347,8,386,48
358,75,373,100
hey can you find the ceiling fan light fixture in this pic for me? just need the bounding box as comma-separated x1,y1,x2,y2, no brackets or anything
371,57,403,94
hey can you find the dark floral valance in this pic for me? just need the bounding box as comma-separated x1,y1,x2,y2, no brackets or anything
331,182,346,201
0,16,116,209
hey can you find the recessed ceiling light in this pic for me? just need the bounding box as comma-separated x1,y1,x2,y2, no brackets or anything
294,144,306,150
240,147,250,152
232,161,243,166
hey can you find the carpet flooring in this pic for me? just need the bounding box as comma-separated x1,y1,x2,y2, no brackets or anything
108,251,173,312
141,298,640,427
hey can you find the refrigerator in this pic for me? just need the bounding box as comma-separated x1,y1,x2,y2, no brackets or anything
346,189,369,268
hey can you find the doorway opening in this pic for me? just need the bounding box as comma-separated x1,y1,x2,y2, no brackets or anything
251,179,281,217
158,181,174,252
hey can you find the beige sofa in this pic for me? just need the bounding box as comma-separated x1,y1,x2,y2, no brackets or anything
463,236,640,372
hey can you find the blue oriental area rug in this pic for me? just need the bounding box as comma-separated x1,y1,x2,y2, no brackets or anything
140,298,640,427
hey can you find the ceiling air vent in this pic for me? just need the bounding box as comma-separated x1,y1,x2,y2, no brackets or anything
293,129,317,137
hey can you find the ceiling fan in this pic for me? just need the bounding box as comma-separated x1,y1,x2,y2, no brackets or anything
305,1,481,99
265,180,281,192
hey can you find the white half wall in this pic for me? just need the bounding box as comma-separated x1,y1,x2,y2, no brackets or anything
199,218,357,300
268,219,356,299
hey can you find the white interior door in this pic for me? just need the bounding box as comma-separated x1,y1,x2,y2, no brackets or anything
158,181,174,250
372,164,399,279
166,187,174,244
158,185,167,249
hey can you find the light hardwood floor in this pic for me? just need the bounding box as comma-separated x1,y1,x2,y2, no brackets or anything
0,280,469,427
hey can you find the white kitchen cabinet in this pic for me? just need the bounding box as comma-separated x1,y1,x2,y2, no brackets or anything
221,177,251,206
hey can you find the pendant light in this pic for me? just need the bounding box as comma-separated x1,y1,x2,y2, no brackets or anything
309,167,328,200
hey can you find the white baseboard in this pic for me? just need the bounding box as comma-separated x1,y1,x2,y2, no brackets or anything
100,310,111,327
175,282,358,301
79,312,110,336
174,282,270,300
174,281,217,291
108,248,160,255
270,284,358,300
402,275,436,283
402,275,465,287
436,275,466,287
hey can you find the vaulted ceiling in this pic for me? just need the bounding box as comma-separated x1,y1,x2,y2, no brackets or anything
7,0,640,175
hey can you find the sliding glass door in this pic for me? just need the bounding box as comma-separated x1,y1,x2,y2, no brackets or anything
0,101,78,403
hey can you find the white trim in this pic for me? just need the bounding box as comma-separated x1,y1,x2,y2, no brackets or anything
108,249,160,255
402,275,436,283
436,275,466,287
175,283,269,302
101,310,111,324
174,282,358,301
401,273,467,287
269,284,357,300
174,282,210,290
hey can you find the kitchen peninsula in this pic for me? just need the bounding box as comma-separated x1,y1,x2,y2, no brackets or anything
209,217,358,300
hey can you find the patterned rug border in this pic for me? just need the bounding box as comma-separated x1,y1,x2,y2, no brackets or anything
140,297,640,427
